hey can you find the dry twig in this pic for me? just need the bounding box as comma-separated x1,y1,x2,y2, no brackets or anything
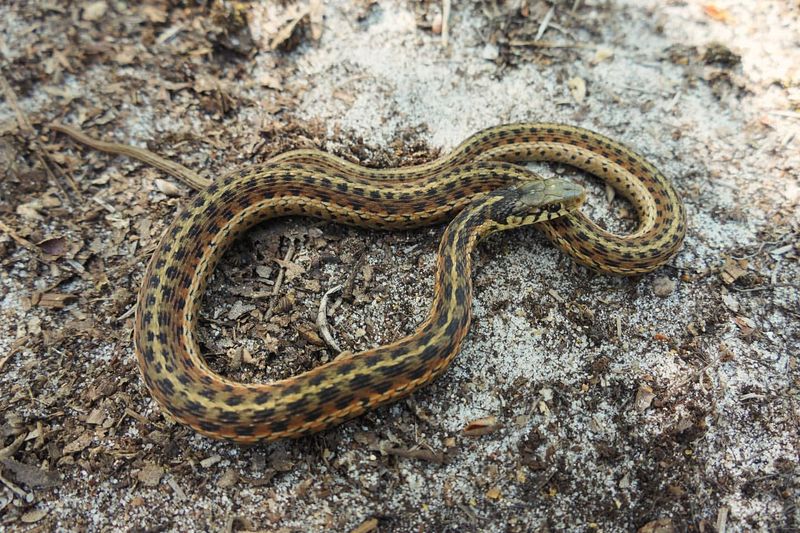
316,284,343,352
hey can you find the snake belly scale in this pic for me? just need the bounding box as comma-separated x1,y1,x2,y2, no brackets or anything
53,123,686,443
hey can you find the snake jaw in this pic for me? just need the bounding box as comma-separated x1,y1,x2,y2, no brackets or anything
495,178,586,228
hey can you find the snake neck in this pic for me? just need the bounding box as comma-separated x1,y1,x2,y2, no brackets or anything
424,192,513,354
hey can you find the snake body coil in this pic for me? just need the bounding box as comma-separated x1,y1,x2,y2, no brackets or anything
53,123,686,443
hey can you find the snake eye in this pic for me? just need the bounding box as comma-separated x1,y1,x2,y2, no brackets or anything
547,203,562,213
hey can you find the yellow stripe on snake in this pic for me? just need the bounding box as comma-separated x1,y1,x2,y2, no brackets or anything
53,123,686,443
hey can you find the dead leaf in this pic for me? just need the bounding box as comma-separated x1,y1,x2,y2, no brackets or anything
86,407,106,425
40,192,62,208
42,86,80,105
721,290,739,312
258,71,283,90
194,73,223,94
113,45,138,65
262,333,280,353
269,448,294,472
266,5,310,50
37,236,68,257
242,347,255,365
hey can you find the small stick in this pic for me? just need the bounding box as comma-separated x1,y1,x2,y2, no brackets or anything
341,249,367,301
317,284,343,353
535,5,555,41
265,239,296,320
271,239,296,297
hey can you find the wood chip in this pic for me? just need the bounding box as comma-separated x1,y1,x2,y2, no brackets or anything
200,454,222,468
21,508,49,523
638,517,675,533
296,323,325,347
591,47,614,65
635,384,656,412
308,0,324,41
463,416,501,436
721,257,748,284
733,315,757,334
218,468,239,488
567,77,587,103
33,292,78,309
154,178,182,197
1,458,61,488
273,257,305,282
82,1,108,21
63,432,92,454
228,300,256,321
349,518,378,533
137,464,164,487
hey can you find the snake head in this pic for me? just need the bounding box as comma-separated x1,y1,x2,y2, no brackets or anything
497,178,586,227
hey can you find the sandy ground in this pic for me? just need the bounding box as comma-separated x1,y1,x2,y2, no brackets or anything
0,1,798,531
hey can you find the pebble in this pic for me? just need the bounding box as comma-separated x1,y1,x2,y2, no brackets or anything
652,276,677,297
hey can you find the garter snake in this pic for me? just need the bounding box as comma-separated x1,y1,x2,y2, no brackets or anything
53,122,686,443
